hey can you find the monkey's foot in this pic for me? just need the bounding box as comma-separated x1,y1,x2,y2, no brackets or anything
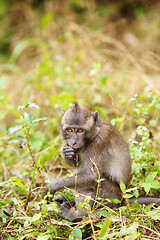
53,196,75,208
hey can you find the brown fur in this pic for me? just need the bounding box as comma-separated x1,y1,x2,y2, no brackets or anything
44,104,132,221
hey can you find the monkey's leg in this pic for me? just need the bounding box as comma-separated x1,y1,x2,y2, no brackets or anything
98,176,122,207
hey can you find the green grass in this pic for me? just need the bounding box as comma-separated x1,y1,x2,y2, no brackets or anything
0,1,160,239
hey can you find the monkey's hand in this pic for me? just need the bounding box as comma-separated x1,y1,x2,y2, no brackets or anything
63,145,76,159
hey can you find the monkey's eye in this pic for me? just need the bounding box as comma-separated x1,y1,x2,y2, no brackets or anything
77,128,84,133
66,128,73,133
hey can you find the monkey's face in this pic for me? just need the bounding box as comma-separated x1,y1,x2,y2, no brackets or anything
61,103,99,151
63,127,85,150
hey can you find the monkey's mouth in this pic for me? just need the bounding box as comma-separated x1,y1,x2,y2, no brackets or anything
72,146,84,154
69,143,84,151
75,148,82,154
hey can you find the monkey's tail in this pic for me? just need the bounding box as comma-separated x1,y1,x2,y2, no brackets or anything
127,196,160,205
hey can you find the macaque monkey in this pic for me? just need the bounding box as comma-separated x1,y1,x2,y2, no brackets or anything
44,103,160,222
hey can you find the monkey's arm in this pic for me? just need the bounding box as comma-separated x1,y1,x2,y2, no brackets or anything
44,142,100,195
44,170,98,196
44,176,76,195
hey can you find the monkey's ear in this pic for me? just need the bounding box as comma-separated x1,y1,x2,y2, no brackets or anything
62,110,65,115
93,111,98,126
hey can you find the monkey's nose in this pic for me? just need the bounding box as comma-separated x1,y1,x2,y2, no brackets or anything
71,142,77,149
70,135,78,147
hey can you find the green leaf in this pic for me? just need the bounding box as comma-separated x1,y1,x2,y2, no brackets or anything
12,197,19,205
17,104,26,110
46,226,57,236
147,209,160,220
123,194,134,198
133,108,140,116
142,182,151,194
0,180,11,187
27,231,40,237
32,213,42,222
73,228,82,240
142,173,160,194
151,180,160,189
111,199,121,204
11,178,28,193
78,202,84,210
94,222,103,228
33,116,47,122
28,103,40,109
8,136,25,143
145,172,157,182
84,196,91,204
37,234,51,240
117,223,139,237
8,125,23,135
99,217,111,238
134,189,139,198
36,155,41,168
0,201,8,207
85,204,91,212
69,234,74,240
24,112,32,122
17,102,39,110
41,204,48,215
12,186,28,194
120,180,126,194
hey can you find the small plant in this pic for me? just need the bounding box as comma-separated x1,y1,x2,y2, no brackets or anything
130,86,160,195
8,103,47,149
7,103,47,206
0,103,58,239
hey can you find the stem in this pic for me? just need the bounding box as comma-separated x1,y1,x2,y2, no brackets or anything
24,131,36,166
86,207,96,240
89,158,101,211
23,127,45,210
